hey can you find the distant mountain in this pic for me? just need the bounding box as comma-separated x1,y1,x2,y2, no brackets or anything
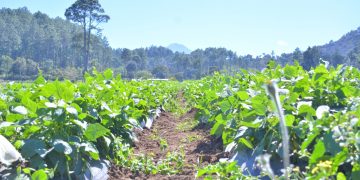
167,43,191,54
318,27,360,57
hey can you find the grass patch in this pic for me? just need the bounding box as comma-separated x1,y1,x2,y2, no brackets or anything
167,100,189,118
164,91,191,118
181,134,202,144
149,129,159,141
159,137,168,151
176,117,198,132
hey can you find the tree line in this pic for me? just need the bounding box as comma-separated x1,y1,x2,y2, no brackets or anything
0,6,359,81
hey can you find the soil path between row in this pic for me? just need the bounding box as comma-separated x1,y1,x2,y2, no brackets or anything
109,93,227,180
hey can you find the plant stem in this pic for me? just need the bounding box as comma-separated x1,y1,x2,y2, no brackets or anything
266,81,290,179
65,159,72,180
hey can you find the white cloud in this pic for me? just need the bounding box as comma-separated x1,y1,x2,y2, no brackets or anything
276,40,288,47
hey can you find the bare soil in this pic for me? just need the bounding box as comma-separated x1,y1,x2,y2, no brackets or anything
108,107,228,180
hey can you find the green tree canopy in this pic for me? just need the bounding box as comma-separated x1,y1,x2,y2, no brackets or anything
65,0,110,74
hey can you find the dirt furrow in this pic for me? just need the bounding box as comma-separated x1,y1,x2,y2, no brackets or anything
109,107,227,179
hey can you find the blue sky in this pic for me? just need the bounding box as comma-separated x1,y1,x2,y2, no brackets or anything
1,0,360,55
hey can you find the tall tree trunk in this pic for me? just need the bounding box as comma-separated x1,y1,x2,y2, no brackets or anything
82,16,87,75
86,16,92,73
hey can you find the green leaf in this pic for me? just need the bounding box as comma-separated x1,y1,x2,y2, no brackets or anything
31,169,48,180
21,139,46,158
285,114,295,126
222,129,235,145
284,65,297,78
333,149,348,166
267,60,276,69
314,64,328,74
323,132,341,156
78,113,87,120
352,163,360,179
196,169,208,177
41,81,74,102
238,138,254,149
214,114,225,123
66,106,78,116
23,126,41,138
34,73,46,85
103,69,113,80
61,81,75,102
6,114,24,122
341,86,353,98
315,105,330,119
313,65,329,83
210,121,225,137
301,131,319,152
336,172,346,180
53,139,73,155
236,91,249,100
239,117,262,128
29,155,47,169
298,104,316,116
21,94,37,113
81,142,99,160
45,102,57,108
47,151,66,174
0,99,7,111
12,106,28,115
84,123,110,141
23,168,31,175
251,95,266,116
310,140,325,164
220,100,231,113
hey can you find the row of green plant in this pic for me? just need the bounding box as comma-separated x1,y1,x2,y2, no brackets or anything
1,62,360,179
0,69,181,179
182,62,359,179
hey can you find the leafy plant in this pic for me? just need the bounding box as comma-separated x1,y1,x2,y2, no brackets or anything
0,69,181,178
183,62,360,179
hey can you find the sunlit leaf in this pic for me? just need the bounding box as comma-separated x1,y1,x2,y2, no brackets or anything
45,102,57,108
285,114,295,126
103,69,113,80
236,91,249,100
310,140,325,164
53,139,72,155
298,104,316,116
84,123,110,141
220,100,231,113
301,131,319,152
251,95,267,116
316,105,330,119
31,169,48,180
238,138,254,149
66,106,78,115
12,106,28,115
336,172,346,180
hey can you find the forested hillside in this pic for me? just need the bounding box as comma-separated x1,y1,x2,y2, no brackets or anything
320,28,360,57
1,7,360,80
0,7,111,80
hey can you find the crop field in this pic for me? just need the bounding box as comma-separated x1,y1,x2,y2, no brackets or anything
0,62,359,179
